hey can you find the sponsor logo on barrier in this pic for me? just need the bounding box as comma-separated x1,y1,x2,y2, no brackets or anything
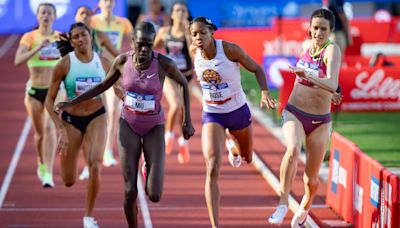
331,150,340,194
263,39,303,56
354,184,364,214
370,175,380,208
339,166,347,188
351,69,400,101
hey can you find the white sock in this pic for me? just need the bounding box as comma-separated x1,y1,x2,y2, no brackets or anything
178,136,187,146
165,131,175,140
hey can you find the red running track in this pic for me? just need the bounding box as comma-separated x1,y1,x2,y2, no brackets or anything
0,34,344,228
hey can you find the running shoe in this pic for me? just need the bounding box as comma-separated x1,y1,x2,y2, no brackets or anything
79,166,89,181
226,139,241,167
268,204,289,225
37,163,46,182
177,137,190,164
103,150,117,167
83,216,99,228
165,132,175,155
42,172,54,188
291,207,308,228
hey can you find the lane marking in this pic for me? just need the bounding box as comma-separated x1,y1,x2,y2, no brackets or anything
137,174,153,228
0,205,279,212
0,118,32,208
0,34,19,58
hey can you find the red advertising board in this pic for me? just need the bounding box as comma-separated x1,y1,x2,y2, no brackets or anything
339,67,400,112
327,132,400,228
326,132,362,223
381,169,400,228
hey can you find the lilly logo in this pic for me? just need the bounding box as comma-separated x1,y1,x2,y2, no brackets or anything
29,0,70,19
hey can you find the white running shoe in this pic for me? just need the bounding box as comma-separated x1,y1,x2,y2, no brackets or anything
42,172,55,188
83,216,99,228
268,204,289,225
226,139,241,167
103,150,117,167
291,207,308,228
79,166,90,181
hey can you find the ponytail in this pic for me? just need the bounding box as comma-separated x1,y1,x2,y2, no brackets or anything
56,33,73,57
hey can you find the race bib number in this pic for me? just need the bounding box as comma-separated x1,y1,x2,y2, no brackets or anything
201,82,230,102
105,31,119,47
75,77,102,96
297,59,319,71
39,43,60,60
125,92,155,112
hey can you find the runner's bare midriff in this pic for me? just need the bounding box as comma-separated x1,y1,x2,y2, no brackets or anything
28,66,55,86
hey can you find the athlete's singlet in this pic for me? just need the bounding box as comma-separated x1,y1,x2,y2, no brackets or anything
19,29,61,68
164,29,192,74
90,15,133,51
64,52,106,100
296,40,332,87
121,51,163,115
194,40,246,113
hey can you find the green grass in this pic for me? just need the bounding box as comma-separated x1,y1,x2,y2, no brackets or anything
240,69,400,167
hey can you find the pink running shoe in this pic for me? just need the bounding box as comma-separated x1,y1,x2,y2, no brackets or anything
177,137,190,164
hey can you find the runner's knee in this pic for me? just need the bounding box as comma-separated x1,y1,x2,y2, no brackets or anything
286,146,301,161
205,158,220,178
148,192,162,202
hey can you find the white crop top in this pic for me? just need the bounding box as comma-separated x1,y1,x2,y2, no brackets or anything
194,40,247,113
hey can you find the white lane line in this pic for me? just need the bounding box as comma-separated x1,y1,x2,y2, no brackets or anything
137,173,153,228
0,118,32,208
0,34,19,58
0,206,279,212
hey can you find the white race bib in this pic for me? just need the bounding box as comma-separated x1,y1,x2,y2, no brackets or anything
39,43,60,60
75,77,102,96
125,92,155,112
201,82,230,103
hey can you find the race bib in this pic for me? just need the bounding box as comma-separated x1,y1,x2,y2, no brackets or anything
125,92,155,112
105,31,119,47
201,82,230,103
39,43,60,60
297,59,319,71
75,77,102,96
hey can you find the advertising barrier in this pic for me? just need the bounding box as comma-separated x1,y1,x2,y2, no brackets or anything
327,132,400,228
381,169,400,228
326,132,362,223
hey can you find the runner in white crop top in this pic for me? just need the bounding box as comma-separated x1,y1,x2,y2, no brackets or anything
189,16,278,228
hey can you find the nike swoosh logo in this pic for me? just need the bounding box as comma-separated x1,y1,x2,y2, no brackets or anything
146,73,156,79
312,120,322,124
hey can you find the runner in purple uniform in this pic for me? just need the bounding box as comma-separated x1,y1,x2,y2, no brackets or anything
56,21,195,228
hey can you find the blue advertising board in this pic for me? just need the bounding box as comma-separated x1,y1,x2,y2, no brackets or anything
0,0,127,34
263,55,298,89
187,0,400,28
